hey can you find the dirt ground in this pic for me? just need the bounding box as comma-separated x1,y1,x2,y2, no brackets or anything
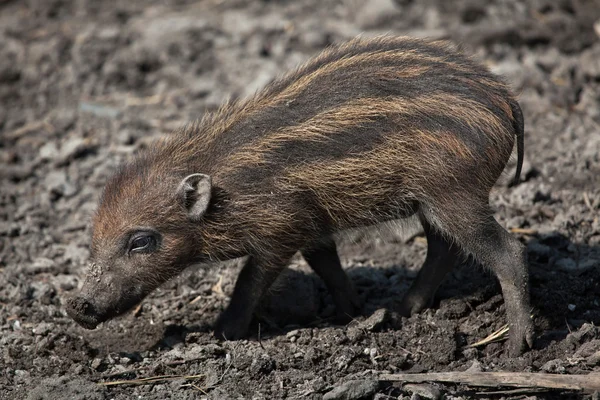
1,0,600,399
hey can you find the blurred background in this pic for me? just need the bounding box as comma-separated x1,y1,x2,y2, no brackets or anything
1,1,600,399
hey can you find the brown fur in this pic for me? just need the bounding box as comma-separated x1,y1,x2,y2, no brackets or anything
67,35,531,355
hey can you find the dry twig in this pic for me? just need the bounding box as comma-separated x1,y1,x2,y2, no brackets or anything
468,324,509,348
99,374,204,387
379,372,600,391
509,227,538,235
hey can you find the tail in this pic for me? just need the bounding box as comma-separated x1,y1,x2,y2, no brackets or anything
511,100,525,185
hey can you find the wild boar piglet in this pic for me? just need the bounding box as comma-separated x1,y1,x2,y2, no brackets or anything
66,36,533,356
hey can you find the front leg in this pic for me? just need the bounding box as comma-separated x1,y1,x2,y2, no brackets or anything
214,255,288,340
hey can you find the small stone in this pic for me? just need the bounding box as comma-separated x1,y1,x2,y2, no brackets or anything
286,329,300,339
71,364,85,375
323,379,379,400
310,377,327,392
39,142,58,161
32,322,53,336
465,359,483,373
45,170,67,196
54,274,78,291
541,359,566,373
587,351,600,365
91,358,103,370
566,323,599,346
462,347,478,360
574,339,600,359
355,0,400,29
58,136,97,165
300,30,329,48
580,45,600,78
403,383,442,400
0,221,19,237
63,243,89,265
568,304,576,312
27,257,56,274
347,326,365,342
535,47,562,72
360,309,389,332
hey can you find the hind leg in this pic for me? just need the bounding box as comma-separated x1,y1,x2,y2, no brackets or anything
301,238,361,322
424,204,533,356
398,217,461,317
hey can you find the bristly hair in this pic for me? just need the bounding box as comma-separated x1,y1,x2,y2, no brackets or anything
95,35,524,262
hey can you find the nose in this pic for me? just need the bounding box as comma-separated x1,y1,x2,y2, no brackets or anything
65,296,101,330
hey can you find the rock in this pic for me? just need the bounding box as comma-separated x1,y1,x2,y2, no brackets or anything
587,351,600,366
26,257,56,274
465,359,483,373
53,274,78,291
44,170,77,200
0,221,19,237
57,137,97,165
0,164,34,181
541,359,566,373
374,394,391,400
48,108,76,133
462,347,478,360
360,309,389,332
323,379,379,400
355,0,400,29
28,281,56,304
347,325,365,342
39,142,59,161
62,243,89,265
574,339,600,359
286,329,300,340
14,369,31,384
90,358,102,371
299,30,330,48
580,44,600,78
566,323,599,346
403,383,442,400
535,47,562,72
32,322,54,336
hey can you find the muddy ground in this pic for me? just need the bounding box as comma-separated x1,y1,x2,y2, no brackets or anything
1,0,600,399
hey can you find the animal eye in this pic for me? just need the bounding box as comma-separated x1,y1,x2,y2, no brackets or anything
129,234,156,254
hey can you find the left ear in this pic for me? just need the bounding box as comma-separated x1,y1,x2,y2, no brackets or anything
177,173,212,222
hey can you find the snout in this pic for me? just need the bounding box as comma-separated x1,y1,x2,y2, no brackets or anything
65,296,107,330
64,268,149,329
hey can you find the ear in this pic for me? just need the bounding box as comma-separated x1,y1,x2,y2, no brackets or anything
177,174,212,222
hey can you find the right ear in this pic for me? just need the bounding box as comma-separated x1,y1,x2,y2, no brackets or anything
177,174,212,222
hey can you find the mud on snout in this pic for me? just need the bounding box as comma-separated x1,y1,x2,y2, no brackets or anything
65,264,148,329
